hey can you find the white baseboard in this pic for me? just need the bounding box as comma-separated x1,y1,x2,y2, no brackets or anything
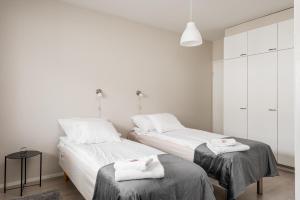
0,172,63,189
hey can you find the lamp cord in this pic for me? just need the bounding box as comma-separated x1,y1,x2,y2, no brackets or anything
190,0,193,21
138,96,142,114
97,96,102,118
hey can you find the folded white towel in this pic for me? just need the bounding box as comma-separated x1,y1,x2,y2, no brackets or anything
210,138,237,147
114,157,153,171
115,155,165,182
207,142,250,155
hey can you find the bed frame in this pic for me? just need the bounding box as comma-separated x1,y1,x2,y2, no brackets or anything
64,172,69,182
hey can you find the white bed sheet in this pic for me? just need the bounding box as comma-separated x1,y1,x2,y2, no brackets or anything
58,137,163,200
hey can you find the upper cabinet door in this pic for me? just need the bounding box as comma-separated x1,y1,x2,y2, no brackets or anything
278,19,294,50
224,32,247,59
248,24,277,55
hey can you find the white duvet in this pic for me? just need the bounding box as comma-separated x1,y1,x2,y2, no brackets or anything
142,128,225,150
58,137,163,170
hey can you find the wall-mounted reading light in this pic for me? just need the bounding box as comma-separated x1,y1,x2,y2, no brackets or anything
96,89,103,97
136,90,145,114
136,90,144,97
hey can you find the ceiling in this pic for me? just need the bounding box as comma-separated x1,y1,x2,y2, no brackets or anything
62,0,293,40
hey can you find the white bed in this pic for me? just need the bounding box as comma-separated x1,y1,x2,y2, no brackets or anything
58,137,163,200
129,112,281,200
129,127,279,199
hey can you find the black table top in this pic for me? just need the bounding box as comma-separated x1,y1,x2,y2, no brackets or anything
6,150,41,159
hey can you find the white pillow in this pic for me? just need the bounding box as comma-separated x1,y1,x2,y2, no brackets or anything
148,113,185,133
58,118,81,140
131,115,155,132
58,118,121,144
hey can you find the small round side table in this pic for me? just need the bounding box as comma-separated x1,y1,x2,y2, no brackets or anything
4,150,42,196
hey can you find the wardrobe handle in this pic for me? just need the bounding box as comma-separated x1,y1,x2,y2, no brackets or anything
240,107,247,110
268,48,277,51
240,53,247,57
268,108,277,111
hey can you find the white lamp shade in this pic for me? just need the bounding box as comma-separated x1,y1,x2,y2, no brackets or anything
180,21,203,47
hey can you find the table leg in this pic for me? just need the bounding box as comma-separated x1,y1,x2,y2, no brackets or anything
20,158,23,196
4,157,7,193
40,153,42,187
24,158,27,184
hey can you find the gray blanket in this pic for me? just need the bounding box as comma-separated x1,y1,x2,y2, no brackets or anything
93,154,215,200
193,137,278,200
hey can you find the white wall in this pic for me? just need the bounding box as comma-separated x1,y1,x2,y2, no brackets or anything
0,0,213,185
295,0,300,199
212,39,224,61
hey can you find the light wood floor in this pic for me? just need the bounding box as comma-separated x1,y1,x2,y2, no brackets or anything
0,169,294,200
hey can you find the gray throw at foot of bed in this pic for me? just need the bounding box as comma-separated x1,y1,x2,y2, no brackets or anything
93,154,215,200
193,137,279,200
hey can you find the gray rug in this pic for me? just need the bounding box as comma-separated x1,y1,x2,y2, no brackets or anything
11,190,60,200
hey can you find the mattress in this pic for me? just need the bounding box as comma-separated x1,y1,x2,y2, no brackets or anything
128,128,225,161
58,137,163,200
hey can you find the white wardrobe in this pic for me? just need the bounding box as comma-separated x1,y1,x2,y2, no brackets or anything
223,19,294,167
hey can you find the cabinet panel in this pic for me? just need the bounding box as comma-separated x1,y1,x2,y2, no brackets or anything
224,32,247,59
248,52,278,157
278,19,294,50
213,60,224,134
223,57,247,138
278,49,294,167
248,24,277,55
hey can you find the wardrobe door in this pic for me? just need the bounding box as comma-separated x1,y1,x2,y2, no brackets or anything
223,57,247,138
278,49,294,167
224,32,248,59
248,24,277,55
278,19,294,50
248,52,278,157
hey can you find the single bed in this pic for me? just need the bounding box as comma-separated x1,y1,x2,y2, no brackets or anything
58,137,215,200
128,113,279,200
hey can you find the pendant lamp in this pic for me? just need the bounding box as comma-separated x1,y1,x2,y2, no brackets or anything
180,0,203,47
